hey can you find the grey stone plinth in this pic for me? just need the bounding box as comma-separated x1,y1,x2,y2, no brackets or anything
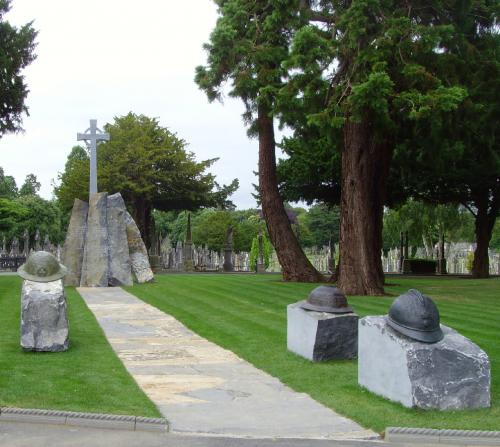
358,316,491,410
287,301,358,361
61,199,88,286
21,280,69,352
80,193,109,287
107,193,133,286
124,211,154,283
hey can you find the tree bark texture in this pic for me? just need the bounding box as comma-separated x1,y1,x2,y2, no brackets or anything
337,118,391,295
471,187,498,278
258,105,323,282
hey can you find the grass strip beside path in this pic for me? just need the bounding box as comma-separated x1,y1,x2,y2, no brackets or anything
0,276,160,417
127,274,499,433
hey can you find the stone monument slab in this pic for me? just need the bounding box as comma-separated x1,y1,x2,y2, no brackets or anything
107,193,133,286
287,301,358,361
61,199,88,286
21,280,69,352
124,210,154,283
80,192,109,287
358,316,490,410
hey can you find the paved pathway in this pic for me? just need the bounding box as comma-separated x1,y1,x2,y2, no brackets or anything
77,287,377,440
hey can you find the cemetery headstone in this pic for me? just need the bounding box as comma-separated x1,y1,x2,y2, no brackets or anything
183,213,194,271
223,225,234,272
287,286,358,361
23,229,29,256
256,230,266,273
358,289,490,410
18,251,69,352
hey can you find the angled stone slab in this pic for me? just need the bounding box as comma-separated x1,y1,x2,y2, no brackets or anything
61,199,88,286
80,192,109,287
124,211,154,283
107,193,133,286
358,316,491,410
21,280,69,352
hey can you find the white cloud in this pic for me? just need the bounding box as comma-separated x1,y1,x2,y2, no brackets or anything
1,0,261,208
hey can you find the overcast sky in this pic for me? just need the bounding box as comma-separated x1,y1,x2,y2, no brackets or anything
1,0,270,209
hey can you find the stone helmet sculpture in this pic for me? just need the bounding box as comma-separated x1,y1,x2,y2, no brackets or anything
301,285,353,313
386,289,444,343
18,251,68,283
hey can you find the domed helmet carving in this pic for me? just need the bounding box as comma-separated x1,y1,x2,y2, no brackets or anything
18,251,68,282
386,289,444,343
301,285,353,313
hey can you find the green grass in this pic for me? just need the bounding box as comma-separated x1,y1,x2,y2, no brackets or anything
0,276,160,417
126,274,500,433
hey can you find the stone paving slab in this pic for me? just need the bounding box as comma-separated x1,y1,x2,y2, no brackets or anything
77,287,377,440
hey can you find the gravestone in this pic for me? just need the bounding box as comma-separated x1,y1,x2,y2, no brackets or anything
256,231,266,273
223,225,234,272
23,229,29,256
80,192,109,287
107,193,133,286
183,213,194,271
358,316,490,410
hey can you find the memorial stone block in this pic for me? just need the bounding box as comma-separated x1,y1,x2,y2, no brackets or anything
287,301,358,361
107,193,133,286
61,199,88,286
358,316,491,410
80,192,109,287
21,280,69,352
124,211,154,283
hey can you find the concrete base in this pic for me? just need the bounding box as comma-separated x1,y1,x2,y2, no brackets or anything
287,301,358,361
358,316,490,410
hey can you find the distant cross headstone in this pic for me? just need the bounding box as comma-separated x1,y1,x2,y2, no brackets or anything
77,119,110,195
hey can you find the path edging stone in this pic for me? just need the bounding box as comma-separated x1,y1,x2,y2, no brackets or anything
0,407,169,432
385,427,500,445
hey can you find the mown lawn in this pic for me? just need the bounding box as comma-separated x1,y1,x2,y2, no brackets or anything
127,274,499,433
0,276,160,417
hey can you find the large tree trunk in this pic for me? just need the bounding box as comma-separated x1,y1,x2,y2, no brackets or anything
258,105,323,282
471,187,498,278
337,118,391,295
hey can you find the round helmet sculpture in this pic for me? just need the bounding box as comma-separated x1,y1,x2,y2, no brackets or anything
300,285,353,313
386,289,444,343
18,251,68,282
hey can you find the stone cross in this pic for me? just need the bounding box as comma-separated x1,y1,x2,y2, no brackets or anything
77,119,110,195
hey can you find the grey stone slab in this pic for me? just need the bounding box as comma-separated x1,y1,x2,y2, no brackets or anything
21,280,69,352
107,193,133,286
358,316,491,410
124,211,154,283
61,199,88,286
287,301,358,361
80,193,109,287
